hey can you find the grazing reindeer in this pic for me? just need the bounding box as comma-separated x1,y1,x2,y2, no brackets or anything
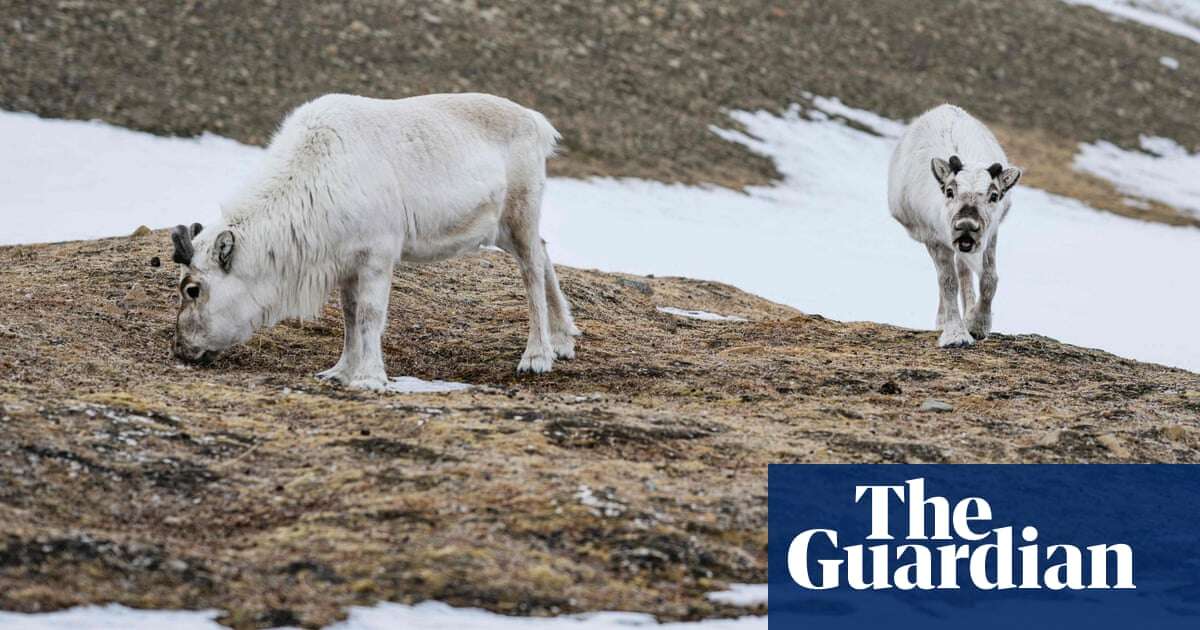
170,93,579,389
887,105,1022,348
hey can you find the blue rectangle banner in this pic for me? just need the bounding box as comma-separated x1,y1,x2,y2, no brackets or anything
768,465,1200,629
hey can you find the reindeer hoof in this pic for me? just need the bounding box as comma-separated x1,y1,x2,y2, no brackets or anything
518,351,554,374
938,326,975,349
966,312,991,341
551,333,576,360
316,367,347,383
347,375,388,391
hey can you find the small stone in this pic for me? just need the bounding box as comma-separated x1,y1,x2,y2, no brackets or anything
149,256,161,268
920,399,953,412
124,284,149,305
617,277,652,294
878,381,902,395
1160,425,1188,442
130,225,151,237
1096,433,1130,458
1036,430,1061,447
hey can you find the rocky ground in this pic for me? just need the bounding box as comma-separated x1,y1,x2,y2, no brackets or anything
1,232,1198,627
2,0,1199,225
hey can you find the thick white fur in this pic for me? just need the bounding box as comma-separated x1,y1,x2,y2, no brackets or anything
175,93,578,388
887,104,1021,348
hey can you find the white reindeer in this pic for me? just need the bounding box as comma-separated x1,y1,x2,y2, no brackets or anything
887,105,1022,348
169,93,579,389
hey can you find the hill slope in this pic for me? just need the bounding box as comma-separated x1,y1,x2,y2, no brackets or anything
1,233,1198,627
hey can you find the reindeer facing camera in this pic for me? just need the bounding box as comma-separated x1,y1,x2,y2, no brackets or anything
887,104,1023,348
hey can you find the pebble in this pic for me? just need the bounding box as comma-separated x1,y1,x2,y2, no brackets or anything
617,277,652,295
920,399,953,412
1097,433,1130,458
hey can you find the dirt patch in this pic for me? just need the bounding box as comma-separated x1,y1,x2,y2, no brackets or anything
333,438,459,463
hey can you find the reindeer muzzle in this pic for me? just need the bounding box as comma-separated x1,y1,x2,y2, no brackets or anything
952,207,982,253
173,340,219,365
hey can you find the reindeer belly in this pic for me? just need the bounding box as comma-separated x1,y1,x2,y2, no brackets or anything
400,194,504,264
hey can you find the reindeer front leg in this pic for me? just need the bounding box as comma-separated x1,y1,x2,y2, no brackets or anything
927,243,974,348
317,283,359,382
967,238,997,340
343,256,394,390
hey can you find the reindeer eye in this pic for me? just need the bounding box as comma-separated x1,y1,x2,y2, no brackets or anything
989,192,1000,203
945,188,955,200
184,284,201,300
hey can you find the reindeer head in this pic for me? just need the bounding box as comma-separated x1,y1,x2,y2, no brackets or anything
170,223,259,364
930,155,1022,254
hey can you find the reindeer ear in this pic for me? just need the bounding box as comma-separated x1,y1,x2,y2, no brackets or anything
931,158,954,186
214,230,236,272
170,225,194,265
998,166,1022,193
190,223,204,238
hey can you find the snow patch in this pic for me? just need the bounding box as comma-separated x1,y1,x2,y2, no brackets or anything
0,111,260,246
1160,55,1181,69
0,605,225,630
575,484,625,518
657,307,748,322
1074,136,1200,218
1062,0,1200,43
705,584,769,607
384,376,472,394
331,601,764,629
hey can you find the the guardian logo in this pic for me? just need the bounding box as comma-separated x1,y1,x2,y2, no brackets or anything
788,478,1135,591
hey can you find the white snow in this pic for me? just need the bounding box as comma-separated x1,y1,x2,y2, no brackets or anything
0,112,260,246
0,602,765,630
705,584,769,607
3,102,1200,371
1062,0,1200,43
1159,54,1181,68
574,484,626,517
332,601,764,629
656,307,747,322
383,376,472,393
0,605,226,630
1074,136,1200,219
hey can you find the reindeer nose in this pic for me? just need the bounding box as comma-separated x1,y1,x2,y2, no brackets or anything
953,217,981,233
173,339,206,364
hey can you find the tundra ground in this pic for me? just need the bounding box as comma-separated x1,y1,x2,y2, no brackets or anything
1,233,1198,627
